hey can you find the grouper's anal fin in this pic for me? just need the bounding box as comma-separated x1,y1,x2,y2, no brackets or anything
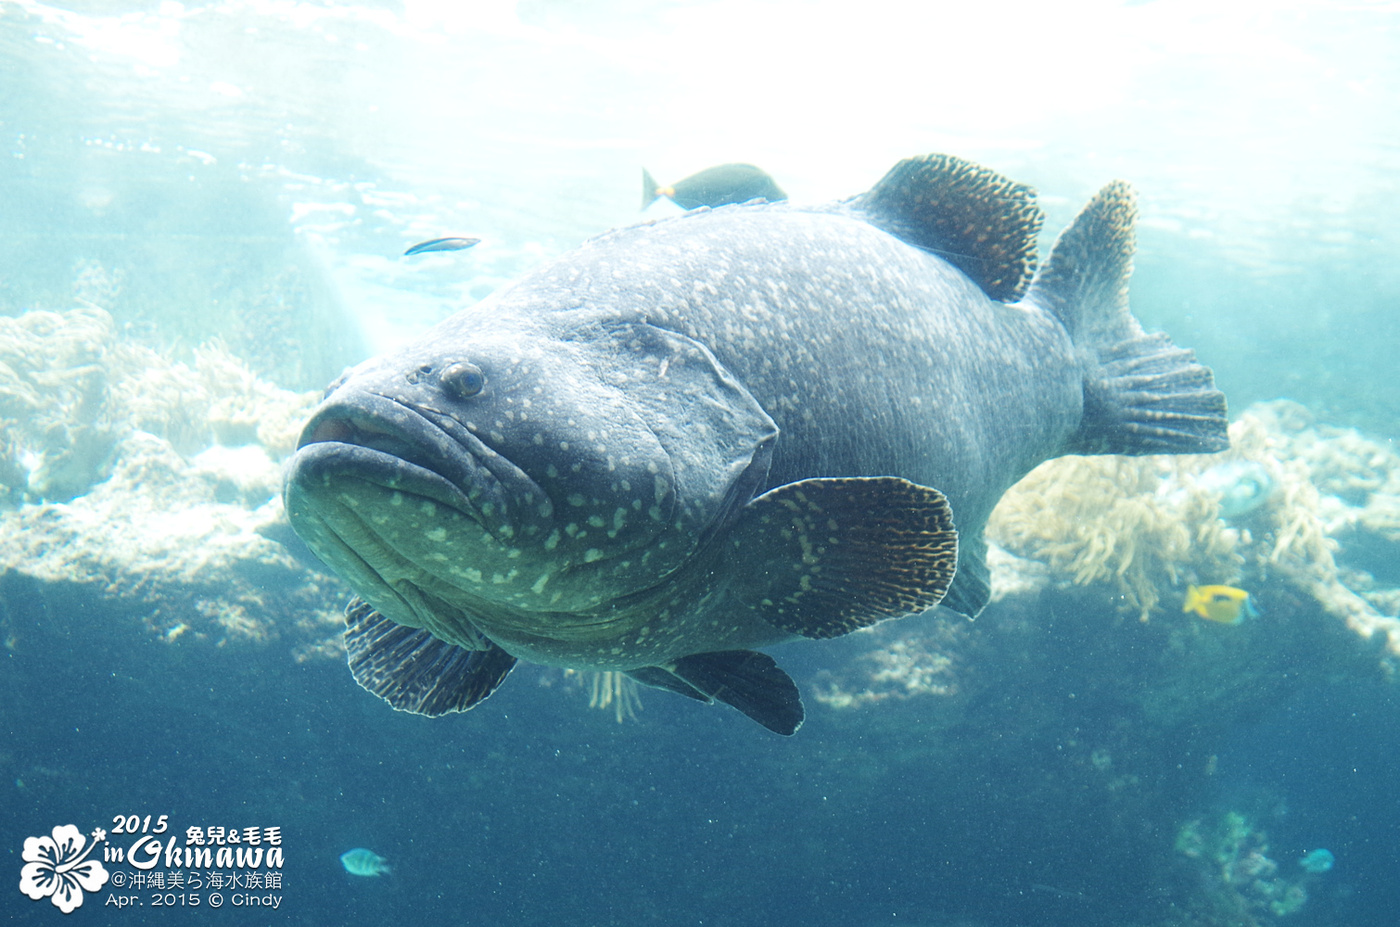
848,153,1045,302
344,597,517,717
725,476,959,637
1028,181,1230,456
628,651,805,736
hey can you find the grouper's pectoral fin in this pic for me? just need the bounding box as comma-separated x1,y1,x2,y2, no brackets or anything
627,651,804,736
725,476,959,638
344,597,516,717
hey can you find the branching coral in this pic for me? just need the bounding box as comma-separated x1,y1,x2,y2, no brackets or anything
987,453,1243,621
1174,812,1312,923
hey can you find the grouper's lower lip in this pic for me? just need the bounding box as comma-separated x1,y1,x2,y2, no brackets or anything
285,440,481,522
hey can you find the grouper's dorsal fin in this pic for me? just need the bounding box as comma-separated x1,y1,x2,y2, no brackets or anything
850,153,1044,302
1026,179,1137,343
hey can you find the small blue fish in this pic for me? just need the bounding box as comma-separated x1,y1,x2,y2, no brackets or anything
404,237,481,256
340,847,391,876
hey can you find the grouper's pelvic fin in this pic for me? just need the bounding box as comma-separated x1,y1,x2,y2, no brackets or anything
344,598,517,717
849,152,1045,302
1027,181,1230,456
628,651,805,735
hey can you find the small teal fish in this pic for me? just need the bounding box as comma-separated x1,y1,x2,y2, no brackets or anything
340,848,390,876
642,163,786,210
405,237,481,256
1183,585,1258,625
1299,848,1334,873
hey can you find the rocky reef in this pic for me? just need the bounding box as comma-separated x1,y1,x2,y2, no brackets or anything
0,307,344,662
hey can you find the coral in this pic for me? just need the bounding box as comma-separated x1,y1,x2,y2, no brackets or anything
0,308,341,660
986,401,1400,657
0,307,318,504
1173,812,1312,923
0,429,345,656
0,308,125,503
811,622,963,710
986,453,1243,622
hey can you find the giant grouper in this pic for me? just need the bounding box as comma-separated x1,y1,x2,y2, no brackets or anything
283,153,1229,735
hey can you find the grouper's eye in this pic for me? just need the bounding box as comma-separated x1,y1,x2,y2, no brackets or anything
440,361,486,400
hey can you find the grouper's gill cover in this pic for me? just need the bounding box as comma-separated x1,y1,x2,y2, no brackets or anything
283,152,1229,736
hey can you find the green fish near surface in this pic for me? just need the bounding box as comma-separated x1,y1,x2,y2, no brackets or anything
340,848,390,877
642,162,786,210
284,153,1230,736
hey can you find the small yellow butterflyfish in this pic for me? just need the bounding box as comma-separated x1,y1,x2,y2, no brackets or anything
1183,585,1258,625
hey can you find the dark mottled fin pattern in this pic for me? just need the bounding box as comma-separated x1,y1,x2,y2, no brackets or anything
727,476,958,639
629,651,805,735
1027,182,1230,455
344,598,517,717
850,153,1044,302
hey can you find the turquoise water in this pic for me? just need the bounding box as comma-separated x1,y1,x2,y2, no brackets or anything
2,2,1398,925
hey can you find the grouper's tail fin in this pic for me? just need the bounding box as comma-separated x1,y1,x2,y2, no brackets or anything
1027,181,1229,456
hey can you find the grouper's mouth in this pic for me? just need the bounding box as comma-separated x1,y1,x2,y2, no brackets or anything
284,389,566,634
290,390,553,543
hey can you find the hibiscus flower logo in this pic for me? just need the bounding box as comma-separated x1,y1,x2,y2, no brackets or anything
19,824,109,914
